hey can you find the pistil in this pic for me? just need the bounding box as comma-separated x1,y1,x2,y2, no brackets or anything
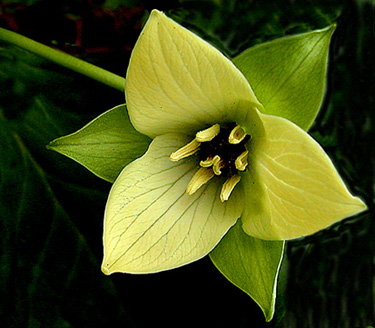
212,158,225,175
199,155,217,167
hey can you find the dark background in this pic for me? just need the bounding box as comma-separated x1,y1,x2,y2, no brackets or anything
0,0,373,327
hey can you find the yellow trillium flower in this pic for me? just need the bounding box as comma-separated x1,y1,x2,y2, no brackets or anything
102,10,366,274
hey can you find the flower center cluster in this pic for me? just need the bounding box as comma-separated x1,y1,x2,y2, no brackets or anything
198,123,250,177
170,123,250,202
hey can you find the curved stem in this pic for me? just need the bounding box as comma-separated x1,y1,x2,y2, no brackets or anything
0,27,125,91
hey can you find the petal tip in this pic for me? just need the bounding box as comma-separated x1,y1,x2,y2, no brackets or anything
101,264,112,276
353,196,368,213
149,9,166,20
324,23,337,34
45,141,56,151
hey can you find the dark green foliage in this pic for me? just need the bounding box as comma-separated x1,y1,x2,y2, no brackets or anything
0,0,373,327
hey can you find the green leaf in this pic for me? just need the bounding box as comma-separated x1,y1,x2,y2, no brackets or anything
48,104,151,183
0,121,133,327
0,45,134,327
210,222,285,322
234,25,335,130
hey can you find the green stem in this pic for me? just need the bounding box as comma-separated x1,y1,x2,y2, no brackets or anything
0,27,125,91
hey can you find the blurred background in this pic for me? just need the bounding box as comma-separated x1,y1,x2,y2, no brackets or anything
0,0,373,327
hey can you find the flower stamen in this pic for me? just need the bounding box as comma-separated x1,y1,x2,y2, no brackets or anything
228,125,246,144
170,139,200,161
235,150,249,171
196,123,220,142
220,174,241,202
171,122,250,201
186,167,215,195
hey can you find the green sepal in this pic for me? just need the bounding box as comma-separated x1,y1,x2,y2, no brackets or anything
48,104,151,183
210,222,285,322
234,25,335,130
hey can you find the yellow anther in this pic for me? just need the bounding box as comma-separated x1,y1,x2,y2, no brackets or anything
235,150,249,171
186,167,215,195
170,139,200,161
220,175,241,202
196,124,220,142
228,125,246,144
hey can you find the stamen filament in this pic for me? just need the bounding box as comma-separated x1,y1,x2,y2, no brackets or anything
170,139,200,161
220,175,241,202
235,150,249,171
196,124,220,142
228,125,246,144
186,168,215,195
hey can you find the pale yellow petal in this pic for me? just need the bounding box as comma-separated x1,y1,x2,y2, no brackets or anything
241,113,366,240
102,134,243,274
125,9,261,138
